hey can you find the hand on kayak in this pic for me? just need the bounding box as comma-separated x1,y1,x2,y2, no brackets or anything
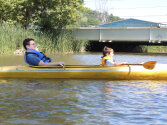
58,62,65,66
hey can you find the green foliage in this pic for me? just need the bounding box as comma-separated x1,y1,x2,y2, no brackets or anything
0,23,88,55
140,45,167,53
78,9,100,27
0,23,34,54
0,0,122,28
0,0,84,29
109,14,123,22
36,29,88,54
74,8,123,27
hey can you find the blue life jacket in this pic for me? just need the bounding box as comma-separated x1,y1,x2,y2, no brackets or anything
24,50,51,64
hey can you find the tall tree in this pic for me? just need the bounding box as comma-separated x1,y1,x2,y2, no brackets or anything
95,0,109,23
38,0,83,29
0,0,83,29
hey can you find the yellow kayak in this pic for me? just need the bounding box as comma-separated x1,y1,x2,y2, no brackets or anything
0,61,166,80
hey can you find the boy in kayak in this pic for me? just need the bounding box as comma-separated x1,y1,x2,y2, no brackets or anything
23,38,64,66
100,46,127,66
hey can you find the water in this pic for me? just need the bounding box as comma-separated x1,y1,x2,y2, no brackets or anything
0,52,167,125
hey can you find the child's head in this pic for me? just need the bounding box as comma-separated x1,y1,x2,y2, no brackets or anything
102,46,114,57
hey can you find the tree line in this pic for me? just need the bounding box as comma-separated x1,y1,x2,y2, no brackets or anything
0,0,122,30
0,0,83,29
77,8,122,27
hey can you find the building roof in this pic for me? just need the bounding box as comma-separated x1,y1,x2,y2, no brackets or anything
98,18,161,27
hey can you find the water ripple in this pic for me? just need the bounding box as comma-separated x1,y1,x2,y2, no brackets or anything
0,79,167,124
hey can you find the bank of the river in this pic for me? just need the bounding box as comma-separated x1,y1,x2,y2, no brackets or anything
1,23,167,55
0,23,88,55
140,45,167,53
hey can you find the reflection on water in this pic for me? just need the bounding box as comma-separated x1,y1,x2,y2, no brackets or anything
103,80,167,124
0,53,167,124
0,79,167,124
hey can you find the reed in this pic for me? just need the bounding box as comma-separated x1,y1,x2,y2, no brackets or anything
0,23,88,55
140,45,167,53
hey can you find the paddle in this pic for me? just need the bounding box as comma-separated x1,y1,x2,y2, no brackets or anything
127,61,157,70
30,61,157,70
142,61,157,70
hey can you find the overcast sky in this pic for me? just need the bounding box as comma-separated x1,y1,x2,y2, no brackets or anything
84,0,167,23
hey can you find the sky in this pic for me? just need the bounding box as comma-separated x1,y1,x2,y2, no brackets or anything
83,0,167,23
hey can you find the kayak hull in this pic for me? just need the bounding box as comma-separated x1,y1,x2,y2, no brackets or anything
0,64,166,80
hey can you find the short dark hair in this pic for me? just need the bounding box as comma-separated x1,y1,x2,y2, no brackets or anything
102,46,114,57
23,38,34,50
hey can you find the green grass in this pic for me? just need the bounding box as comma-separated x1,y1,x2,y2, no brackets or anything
140,45,167,53
2,22,166,54
0,23,88,55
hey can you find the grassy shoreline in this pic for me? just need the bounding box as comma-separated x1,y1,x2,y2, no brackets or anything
140,45,167,53
1,23,167,55
0,23,88,55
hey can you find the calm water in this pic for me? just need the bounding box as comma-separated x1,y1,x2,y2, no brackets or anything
0,52,167,125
